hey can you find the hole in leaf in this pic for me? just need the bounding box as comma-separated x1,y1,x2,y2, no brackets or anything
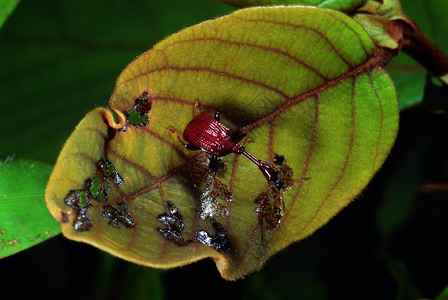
63,159,125,232
125,92,151,126
274,153,285,166
126,110,148,126
195,219,231,253
102,203,135,229
157,201,190,246
74,207,91,232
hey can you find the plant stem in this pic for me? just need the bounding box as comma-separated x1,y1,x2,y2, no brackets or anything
397,19,448,77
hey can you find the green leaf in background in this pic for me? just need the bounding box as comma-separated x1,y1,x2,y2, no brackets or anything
0,159,60,258
386,0,448,110
0,0,235,164
435,285,448,300
375,142,425,244
46,5,398,280
217,0,366,12
0,0,20,29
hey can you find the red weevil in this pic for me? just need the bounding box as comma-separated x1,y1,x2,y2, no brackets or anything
167,102,284,189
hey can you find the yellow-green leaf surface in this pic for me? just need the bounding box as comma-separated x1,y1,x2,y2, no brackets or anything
46,6,398,280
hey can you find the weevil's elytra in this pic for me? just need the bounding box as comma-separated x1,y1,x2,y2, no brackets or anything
167,101,284,189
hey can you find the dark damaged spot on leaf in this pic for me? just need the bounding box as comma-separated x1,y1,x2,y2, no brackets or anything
61,211,68,223
255,155,306,231
74,208,92,232
63,159,126,231
200,174,232,220
195,219,231,253
273,153,285,166
105,159,124,186
272,154,295,191
188,155,232,219
125,92,151,126
255,191,283,231
102,203,135,229
157,201,190,246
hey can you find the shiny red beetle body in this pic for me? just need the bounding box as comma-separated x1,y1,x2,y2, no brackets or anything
182,113,244,156
168,102,284,189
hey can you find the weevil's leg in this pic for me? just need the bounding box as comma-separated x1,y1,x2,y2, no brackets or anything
208,155,219,175
230,129,246,144
195,99,219,117
167,127,200,150
185,144,201,151
296,177,312,182
194,100,202,114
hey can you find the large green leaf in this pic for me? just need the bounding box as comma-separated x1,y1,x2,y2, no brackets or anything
46,6,398,280
0,0,20,29
0,159,60,258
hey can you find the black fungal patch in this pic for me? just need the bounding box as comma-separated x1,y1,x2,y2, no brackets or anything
63,159,128,232
125,92,151,126
195,219,231,253
157,201,190,246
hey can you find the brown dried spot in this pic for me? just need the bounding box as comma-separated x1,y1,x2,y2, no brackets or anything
255,154,299,231
61,212,68,223
255,192,283,231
